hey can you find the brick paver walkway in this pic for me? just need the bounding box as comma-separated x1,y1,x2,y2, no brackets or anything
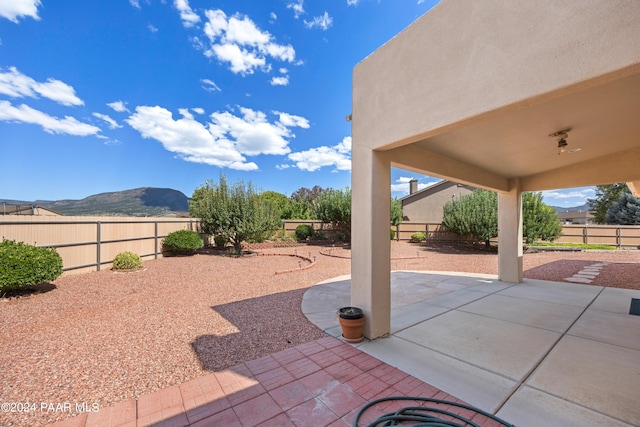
48,336,509,427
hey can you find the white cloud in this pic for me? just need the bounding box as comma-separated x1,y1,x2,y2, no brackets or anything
192,107,205,114
96,134,121,146
200,78,221,92
0,100,101,136
541,187,595,206
285,136,351,172
304,12,332,30
287,0,305,18
0,66,84,106
347,0,360,5
202,9,296,75
126,105,310,170
93,112,122,129
148,24,158,33
129,0,140,9
224,13,271,46
127,105,256,170
269,12,277,21
270,76,289,86
174,0,200,28
0,0,41,23
107,100,130,113
178,108,194,120
542,188,595,200
208,43,266,74
275,111,309,128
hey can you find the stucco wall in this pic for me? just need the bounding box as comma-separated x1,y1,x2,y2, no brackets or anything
402,183,475,222
352,0,640,151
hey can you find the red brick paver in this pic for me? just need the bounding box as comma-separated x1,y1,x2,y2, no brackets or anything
47,337,509,427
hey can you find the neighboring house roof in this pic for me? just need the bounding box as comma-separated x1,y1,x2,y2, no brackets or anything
1,204,63,216
400,180,477,223
556,210,594,223
400,179,476,203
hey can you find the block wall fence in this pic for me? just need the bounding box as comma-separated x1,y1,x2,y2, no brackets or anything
2,217,638,274
0,216,200,274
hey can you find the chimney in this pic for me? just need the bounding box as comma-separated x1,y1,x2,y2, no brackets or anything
409,179,418,195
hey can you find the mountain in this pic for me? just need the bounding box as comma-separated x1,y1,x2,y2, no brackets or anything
552,203,590,213
1,188,190,216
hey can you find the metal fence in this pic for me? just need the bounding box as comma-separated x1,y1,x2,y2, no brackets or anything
3,218,638,275
554,224,640,249
391,222,640,248
0,216,200,274
283,221,640,248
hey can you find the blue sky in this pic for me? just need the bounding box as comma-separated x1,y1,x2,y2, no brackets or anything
0,0,592,207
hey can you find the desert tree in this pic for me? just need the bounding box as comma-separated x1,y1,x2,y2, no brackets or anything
442,190,562,247
522,192,562,244
587,183,629,224
605,192,640,225
189,174,280,255
311,187,352,241
442,189,498,248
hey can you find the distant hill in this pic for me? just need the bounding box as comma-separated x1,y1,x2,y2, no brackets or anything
1,188,190,216
552,203,590,213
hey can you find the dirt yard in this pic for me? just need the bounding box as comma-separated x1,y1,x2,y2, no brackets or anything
0,242,638,426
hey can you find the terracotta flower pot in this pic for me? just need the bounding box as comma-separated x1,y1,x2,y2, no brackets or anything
338,307,365,343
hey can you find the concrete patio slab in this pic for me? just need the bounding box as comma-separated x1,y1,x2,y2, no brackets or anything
359,335,518,413
568,308,640,351
498,278,603,307
389,300,450,333
526,335,640,426
422,288,492,309
459,293,584,332
301,271,640,426
590,287,640,314
497,386,634,427
396,310,561,380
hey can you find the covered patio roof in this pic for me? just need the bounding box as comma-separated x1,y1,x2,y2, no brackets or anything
353,0,640,192
350,0,640,338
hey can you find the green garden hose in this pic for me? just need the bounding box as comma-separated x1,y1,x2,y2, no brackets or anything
353,396,515,427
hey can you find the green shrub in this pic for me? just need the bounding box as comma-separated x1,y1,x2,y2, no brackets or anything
313,230,328,241
295,224,314,241
273,229,295,242
213,234,227,249
163,230,204,254
113,251,142,270
390,229,396,240
0,239,63,291
410,232,426,243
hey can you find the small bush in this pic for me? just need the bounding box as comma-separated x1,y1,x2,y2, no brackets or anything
0,239,63,291
113,251,142,270
163,230,204,254
295,224,314,241
313,230,327,241
213,234,227,249
273,229,295,242
410,232,426,243
390,229,396,240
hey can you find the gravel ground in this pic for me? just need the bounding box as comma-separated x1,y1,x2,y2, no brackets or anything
1,242,638,426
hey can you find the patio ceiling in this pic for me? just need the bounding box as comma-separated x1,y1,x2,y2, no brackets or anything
397,71,640,190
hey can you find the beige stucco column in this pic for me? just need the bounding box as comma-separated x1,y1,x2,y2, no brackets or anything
351,145,391,339
497,181,523,283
